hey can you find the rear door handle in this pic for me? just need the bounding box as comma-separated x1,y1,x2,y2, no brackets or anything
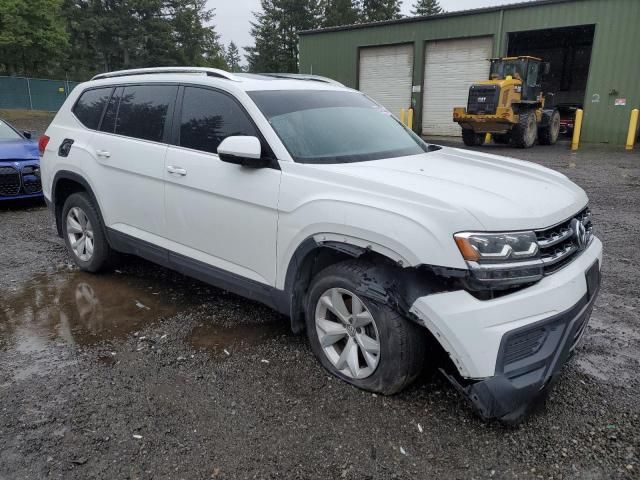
167,165,187,176
96,149,111,159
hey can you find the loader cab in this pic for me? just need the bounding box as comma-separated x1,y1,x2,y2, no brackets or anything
489,56,550,102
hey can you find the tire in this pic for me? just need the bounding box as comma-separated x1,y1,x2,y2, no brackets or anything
512,110,538,148
61,192,114,272
305,260,426,395
462,129,485,147
538,109,561,145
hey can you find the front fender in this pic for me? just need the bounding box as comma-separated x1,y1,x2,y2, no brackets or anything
276,201,468,290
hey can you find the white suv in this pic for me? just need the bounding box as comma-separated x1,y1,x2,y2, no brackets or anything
41,67,602,422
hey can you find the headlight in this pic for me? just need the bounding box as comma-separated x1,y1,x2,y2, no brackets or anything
454,231,539,262
454,231,543,289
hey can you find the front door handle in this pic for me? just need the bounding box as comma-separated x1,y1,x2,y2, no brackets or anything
167,165,187,176
96,149,111,159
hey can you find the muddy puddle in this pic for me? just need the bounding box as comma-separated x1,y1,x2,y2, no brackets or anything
0,271,180,348
1,268,291,361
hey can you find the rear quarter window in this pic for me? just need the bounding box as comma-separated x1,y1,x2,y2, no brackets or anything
72,88,113,129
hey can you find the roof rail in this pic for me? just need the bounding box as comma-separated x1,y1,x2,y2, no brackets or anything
91,67,239,82
259,73,344,87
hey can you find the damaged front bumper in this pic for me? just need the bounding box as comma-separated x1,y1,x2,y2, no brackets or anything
410,237,602,423
443,262,600,423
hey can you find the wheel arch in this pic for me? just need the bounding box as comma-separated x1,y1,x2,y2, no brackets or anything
52,170,104,238
282,235,457,336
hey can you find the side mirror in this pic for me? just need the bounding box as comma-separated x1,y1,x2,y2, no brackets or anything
22,130,32,139
541,62,551,76
217,136,270,168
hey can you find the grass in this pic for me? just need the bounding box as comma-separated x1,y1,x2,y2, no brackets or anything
0,109,56,135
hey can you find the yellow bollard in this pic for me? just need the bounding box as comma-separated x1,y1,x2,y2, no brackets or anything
400,109,406,126
571,109,584,151
485,133,492,144
407,108,414,130
626,108,639,150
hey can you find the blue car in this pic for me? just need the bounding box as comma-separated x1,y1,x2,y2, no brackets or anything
0,117,42,201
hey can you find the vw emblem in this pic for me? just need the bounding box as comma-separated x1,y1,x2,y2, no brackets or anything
571,218,591,250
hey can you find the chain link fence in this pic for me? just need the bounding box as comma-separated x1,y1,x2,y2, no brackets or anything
0,76,82,111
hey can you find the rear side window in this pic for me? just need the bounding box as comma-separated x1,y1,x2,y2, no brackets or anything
179,87,258,154
73,88,112,129
113,85,176,142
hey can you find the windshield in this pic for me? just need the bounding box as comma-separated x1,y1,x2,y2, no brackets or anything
490,59,527,81
0,119,21,140
248,90,429,164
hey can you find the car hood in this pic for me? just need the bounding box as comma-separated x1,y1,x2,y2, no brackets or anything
0,139,39,161
310,146,588,231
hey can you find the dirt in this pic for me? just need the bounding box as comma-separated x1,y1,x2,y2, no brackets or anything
0,109,56,137
0,135,639,479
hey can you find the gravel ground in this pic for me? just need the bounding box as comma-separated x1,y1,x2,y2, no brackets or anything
0,135,639,479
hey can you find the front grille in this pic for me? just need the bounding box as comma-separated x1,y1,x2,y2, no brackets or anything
536,208,593,275
0,166,20,196
467,85,500,115
21,165,42,194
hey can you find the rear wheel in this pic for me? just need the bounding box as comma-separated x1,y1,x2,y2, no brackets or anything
512,110,538,148
462,129,486,147
539,109,561,145
62,192,114,272
305,261,426,395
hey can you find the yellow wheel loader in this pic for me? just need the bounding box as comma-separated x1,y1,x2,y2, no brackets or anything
453,56,560,148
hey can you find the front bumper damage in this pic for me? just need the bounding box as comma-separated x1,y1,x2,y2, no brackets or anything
443,260,601,423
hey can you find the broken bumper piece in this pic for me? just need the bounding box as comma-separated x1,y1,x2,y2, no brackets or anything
444,268,600,423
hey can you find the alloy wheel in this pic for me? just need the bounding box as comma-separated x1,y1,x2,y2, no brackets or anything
66,207,95,262
314,288,381,379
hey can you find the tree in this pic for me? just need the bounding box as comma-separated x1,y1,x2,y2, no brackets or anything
246,0,321,73
361,0,400,22
410,0,444,16
321,0,359,28
59,0,226,79
0,0,69,76
225,42,242,72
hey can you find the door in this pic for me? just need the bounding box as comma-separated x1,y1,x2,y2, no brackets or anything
422,36,493,136
91,84,178,242
164,86,281,286
358,44,414,119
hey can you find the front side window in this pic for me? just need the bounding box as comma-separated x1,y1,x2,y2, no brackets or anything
248,90,429,164
0,119,22,140
179,87,258,154
114,85,176,142
73,88,112,129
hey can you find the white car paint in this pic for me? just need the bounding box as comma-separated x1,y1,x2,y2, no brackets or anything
41,69,600,383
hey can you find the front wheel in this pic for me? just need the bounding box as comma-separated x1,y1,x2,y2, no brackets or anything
512,111,538,148
305,261,426,395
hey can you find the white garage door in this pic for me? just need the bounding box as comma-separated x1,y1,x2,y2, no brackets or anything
422,37,493,137
359,44,413,119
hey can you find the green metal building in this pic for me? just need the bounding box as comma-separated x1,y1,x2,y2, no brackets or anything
299,0,640,144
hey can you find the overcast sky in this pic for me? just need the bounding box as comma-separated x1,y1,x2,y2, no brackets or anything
208,0,529,53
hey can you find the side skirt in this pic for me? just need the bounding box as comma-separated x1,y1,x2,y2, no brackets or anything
106,228,291,317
